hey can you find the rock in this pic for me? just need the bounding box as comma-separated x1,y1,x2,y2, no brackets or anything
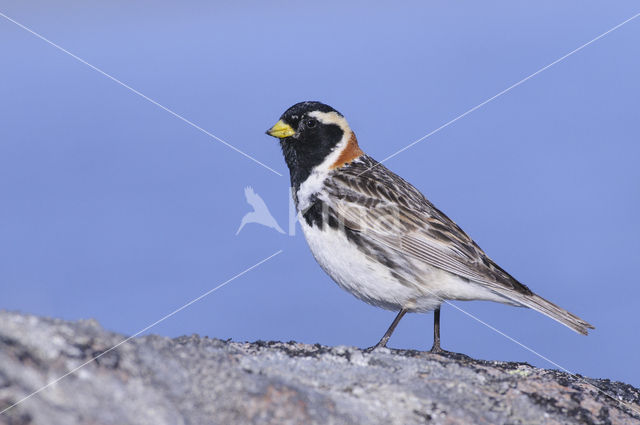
0,311,638,425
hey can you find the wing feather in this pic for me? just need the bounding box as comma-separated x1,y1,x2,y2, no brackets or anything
320,156,594,334
325,156,531,296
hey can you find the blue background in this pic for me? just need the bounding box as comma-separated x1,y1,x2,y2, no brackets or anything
1,1,639,387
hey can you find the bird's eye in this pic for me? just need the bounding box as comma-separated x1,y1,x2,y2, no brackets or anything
306,119,317,128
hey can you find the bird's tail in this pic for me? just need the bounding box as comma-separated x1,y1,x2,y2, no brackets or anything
508,292,594,335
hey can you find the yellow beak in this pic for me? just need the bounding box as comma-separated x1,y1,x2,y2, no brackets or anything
266,120,295,139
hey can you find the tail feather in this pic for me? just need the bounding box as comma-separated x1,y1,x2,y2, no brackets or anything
508,292,594,335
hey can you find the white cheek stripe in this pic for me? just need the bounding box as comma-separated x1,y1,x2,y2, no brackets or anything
309,110,350,133
296,111,353,211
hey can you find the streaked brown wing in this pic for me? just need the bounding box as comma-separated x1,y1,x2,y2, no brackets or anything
325,156,532,296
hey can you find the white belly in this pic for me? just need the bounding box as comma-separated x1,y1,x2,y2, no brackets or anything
299,213,511,312
299,214,442,312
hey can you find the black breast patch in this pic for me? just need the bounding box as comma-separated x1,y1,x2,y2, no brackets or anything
302,198,339,230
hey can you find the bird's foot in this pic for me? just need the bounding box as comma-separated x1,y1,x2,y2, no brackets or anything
428,345,471,360
429,344,445,354
364,343,388,353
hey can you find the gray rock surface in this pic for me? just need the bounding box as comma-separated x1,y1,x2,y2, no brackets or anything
0,311,638,425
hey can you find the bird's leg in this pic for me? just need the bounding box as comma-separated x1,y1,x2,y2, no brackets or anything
366,308,408,351
429,306,443,353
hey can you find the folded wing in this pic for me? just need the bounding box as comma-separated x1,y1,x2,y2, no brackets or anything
322,156,594,334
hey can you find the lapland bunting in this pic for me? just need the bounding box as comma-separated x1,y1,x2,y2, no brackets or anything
266,101,593,351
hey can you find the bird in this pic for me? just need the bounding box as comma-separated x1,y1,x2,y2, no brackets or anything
236,186,285,235
266,101,594,352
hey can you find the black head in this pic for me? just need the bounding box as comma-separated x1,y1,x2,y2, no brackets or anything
266,101,350,188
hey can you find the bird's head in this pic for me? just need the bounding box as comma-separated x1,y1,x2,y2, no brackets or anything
266,101,363,187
